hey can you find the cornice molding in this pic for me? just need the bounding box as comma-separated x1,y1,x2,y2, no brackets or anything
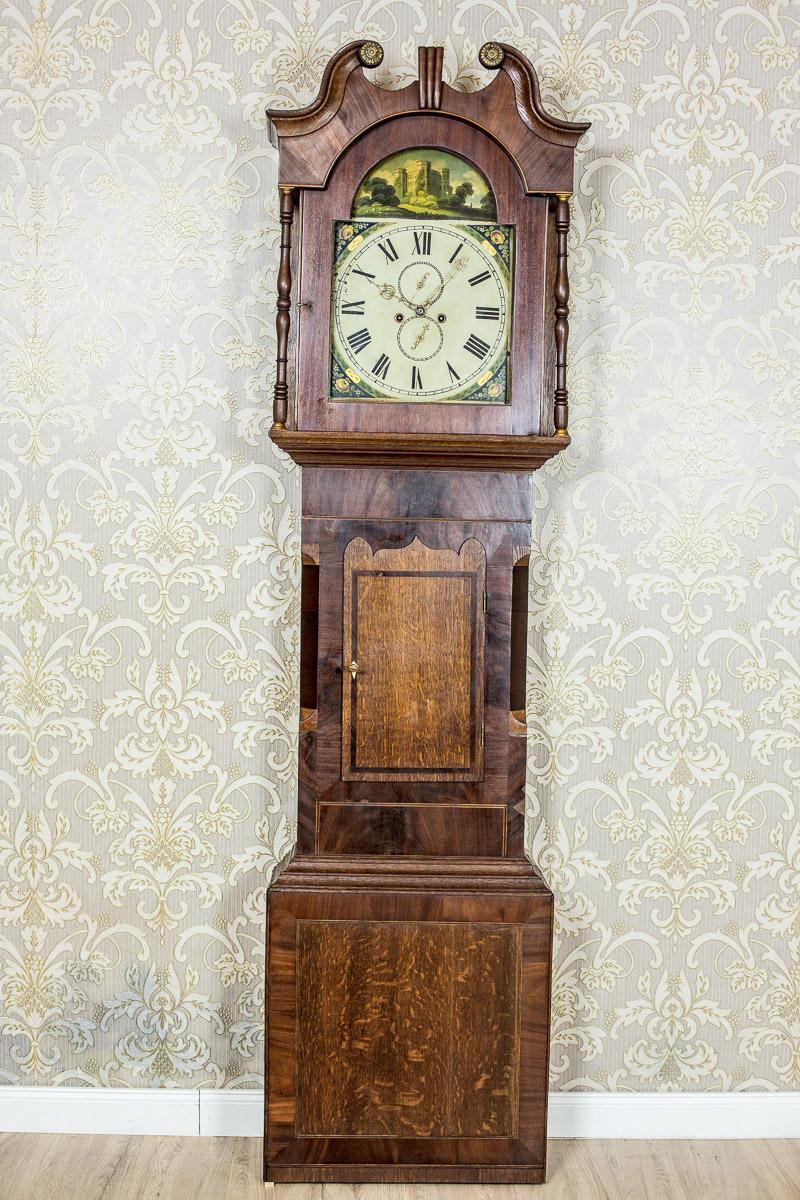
269,428,570,471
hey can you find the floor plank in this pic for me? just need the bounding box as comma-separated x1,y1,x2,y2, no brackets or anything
2,1134,800,1200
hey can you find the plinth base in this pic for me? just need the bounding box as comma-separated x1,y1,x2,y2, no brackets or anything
265,1163,546,1184
264,855,553,1185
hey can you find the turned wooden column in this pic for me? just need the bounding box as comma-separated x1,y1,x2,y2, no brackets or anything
553,192,571,436
273,186,294,429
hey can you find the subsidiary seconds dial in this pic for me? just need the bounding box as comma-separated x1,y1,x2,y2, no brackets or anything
330,220,513,404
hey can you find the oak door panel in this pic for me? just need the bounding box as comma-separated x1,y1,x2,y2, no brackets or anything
342,536,485,781
353,572,471,770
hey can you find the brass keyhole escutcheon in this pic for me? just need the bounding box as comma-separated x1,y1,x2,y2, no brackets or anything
346,660,359,680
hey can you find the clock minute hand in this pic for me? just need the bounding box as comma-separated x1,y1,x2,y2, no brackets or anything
420,255,466,309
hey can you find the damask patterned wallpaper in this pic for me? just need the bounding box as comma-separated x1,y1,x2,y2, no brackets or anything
0,0,797,1095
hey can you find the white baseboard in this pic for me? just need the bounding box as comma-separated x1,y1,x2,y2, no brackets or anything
1,1087,798,1140
199,1089,262,1137
0,1086,200,1136
547,1092,800,1139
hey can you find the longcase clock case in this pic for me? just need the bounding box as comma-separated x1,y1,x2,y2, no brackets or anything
264,41,588,1185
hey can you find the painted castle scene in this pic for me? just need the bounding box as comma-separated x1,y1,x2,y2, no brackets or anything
352,148,497,220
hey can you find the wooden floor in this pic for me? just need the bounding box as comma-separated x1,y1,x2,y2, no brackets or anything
1,1134,799,1199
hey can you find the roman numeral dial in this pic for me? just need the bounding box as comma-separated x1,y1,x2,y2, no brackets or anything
464,333,491,359
347,327,371,354
373,353,391,380
332,219,512,403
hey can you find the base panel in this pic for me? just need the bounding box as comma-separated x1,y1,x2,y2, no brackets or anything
264,855,553,1185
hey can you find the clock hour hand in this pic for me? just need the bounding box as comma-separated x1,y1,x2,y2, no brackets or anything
351,268,414,311
377,280,417,312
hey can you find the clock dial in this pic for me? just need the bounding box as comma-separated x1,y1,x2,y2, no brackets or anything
330,220,513,404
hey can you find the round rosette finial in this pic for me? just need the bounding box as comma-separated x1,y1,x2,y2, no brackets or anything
478,42,505,70
358,41,384,68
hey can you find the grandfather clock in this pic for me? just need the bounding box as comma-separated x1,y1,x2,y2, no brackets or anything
264,41,588,1185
